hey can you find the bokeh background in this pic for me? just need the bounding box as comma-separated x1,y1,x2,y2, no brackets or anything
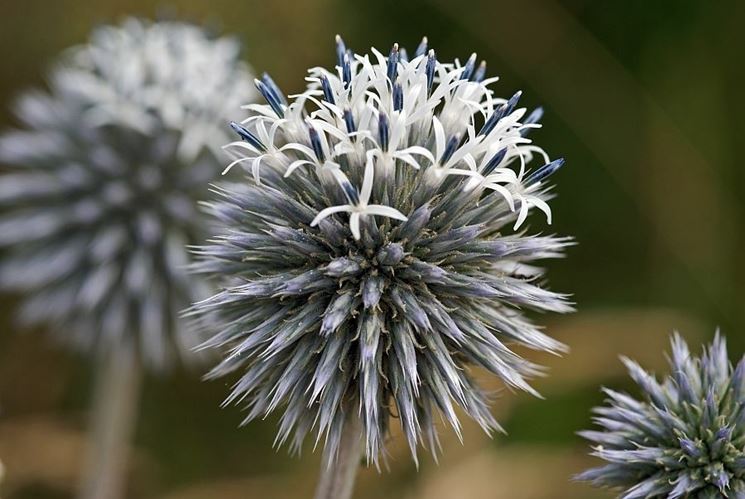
1,0,743,497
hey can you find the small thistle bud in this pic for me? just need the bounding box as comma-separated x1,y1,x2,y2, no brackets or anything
193,36,573,465
0,18,256,368
578,331,745,498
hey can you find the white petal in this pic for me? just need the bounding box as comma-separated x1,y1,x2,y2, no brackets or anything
365,205,408,222
310,205,353,226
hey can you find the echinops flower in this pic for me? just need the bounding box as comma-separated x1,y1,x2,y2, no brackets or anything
578,332,745,499
0,18,256,369
193,36,572,464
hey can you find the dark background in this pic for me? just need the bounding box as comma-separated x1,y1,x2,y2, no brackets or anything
1,0,743,497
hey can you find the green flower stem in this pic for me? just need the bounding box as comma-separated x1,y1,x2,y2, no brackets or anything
314,412,364,499
79,345,141,499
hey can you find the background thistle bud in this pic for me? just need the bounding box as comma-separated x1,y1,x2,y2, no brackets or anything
193,35,573,470
0,18,256,368
578,332,745,498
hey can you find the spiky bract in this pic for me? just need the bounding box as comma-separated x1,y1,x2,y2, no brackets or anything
0,18,256,369
578,333,745,499
193,36,572,463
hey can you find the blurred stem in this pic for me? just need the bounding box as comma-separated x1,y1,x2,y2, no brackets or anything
79,344,141,499
314,412,364,499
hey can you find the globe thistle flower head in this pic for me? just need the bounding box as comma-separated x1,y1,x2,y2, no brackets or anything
578,332,745,498
194,36,572,464
0,18,256,369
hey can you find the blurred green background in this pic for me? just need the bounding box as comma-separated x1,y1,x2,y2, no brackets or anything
1,0,743,497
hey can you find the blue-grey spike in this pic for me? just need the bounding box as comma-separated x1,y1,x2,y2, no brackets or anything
524,158,564,185
440,134,460,164
387,43,399,82
320,75,335,105
343,108,356,134
482,147,507,175
460,53,477,81
426,50,436,95
520,106,544,137
415,36,428,58
392,82,404,112
262,73,287,106
378,112,390,151
255,79,284,118
308,126,325,162
473,61,487,83
335,34,346,67
229,121,266,152
342,53,352,89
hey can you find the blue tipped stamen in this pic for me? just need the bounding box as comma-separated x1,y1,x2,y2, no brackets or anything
320,75,335,105
440,134,460,165
387,43,399,82
335,35,346,67
308,127,325,162
479,90,522,136
392,82,404,112
426,50,436,95
343,108,356,134
378,113,389,152
524,158,564,185
460,53,477,81
255,79,285,118
482,147,508,175
473,61,487,83
229,121,266,152
415,36,428,58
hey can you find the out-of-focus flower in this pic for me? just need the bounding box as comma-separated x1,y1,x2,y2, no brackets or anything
192,36,572,464
0,18,256,369
578,332,745,499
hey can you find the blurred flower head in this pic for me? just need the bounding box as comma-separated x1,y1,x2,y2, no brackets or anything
578,332,745,498
0,18,256,369
192,36,572,464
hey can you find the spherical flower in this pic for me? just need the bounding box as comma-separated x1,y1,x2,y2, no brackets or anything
578,332,745,498
0,18,256,369
193,36,572,463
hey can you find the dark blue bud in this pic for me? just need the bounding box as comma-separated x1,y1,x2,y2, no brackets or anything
392,82,404,112
343,108,356,133
479,90,522,136
320,75,335,105
261,73,287,105
378,112,390,151
415,36,428,57
440,134,461,165
460,53,477,81
399,47,409,63
524,158,564,185
521,106,544,137
679,438,701,458
308,126,325,162
473,61,487,83
335,34,347,67
229,122,266,152
342,53,352,89
426,50,436,95
255,79,285,118
387,43,400,82
340,178,360,205
482,147,508,175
